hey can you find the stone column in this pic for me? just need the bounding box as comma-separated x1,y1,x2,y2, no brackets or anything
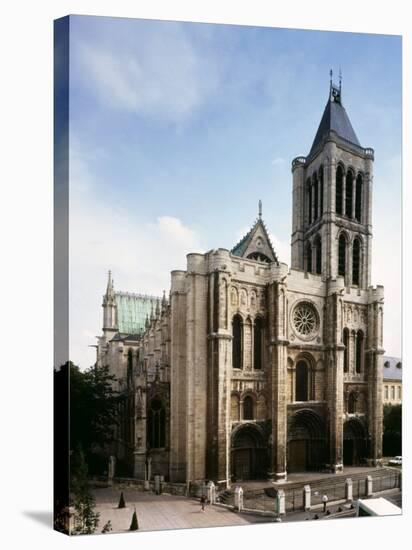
311,182,315,223
342,173,347,216
350,331,355,374
325,290,345,472
268,282,288,482
206,263,232,486
366,292,384,466
251,320,255,370
352,177,356,220
169,270,187,483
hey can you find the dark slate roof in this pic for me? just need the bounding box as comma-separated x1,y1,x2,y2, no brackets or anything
383,356,402,381
309,94,361,156
231,218,278,263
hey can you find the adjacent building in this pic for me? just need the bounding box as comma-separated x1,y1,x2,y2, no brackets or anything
382,356,402,405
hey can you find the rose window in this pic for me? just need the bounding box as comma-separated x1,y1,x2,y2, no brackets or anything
293,302,318,337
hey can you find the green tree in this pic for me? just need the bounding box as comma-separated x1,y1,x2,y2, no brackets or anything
71,446,100,535
69,362,118,473
383,404,402,456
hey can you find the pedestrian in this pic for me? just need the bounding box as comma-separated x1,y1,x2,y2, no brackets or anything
322,493,328,513
200,494,206,512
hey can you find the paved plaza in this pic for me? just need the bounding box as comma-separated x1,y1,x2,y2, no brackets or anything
93,488,271,533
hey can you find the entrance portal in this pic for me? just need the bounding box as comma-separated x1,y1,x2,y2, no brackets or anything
231,425,266,481
343,419,367,466
287,409,326,473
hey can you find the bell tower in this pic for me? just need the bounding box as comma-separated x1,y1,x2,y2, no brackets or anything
291,72,374,289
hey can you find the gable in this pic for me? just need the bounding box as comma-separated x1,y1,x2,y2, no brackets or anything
231,219,278,264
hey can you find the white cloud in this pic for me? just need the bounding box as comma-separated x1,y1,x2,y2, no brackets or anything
68,148,204,370
72,25,222,123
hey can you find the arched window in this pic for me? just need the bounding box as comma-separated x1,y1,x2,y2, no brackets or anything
355,330,363,374
319,167,324,216
306,242,312,273
336,165,343,215
338,234,346,277
352,238,361,286
355,174,363,222
243,395,254,420
147,398,166,448
313,175,319,221
295,361,309,401
307,179,312,224
253,317,263,370
127,349,133,387
345,171,353,218
314,236,322,275
348,392,356,414
232,314,243,369
343,328,349,373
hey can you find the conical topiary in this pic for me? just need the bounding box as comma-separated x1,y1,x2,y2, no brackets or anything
118,491,126,509
129,508,139,531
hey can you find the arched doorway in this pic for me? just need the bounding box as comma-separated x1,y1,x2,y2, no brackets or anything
231,425,266,481
343,419,367,466
287,410,326,472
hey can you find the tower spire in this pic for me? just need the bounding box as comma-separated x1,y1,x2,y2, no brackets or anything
102,270,117,333
106,270,114,295
258,199,262,219
161,289,167,310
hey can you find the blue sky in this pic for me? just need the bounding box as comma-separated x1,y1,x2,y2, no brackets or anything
65,15,402,368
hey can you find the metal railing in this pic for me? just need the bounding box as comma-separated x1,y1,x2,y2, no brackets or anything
240,469,400,514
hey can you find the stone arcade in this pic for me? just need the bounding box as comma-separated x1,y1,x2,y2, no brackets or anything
95,79,384,486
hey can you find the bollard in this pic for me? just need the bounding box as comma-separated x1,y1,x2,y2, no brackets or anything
345,478,353,502
276,489,286,517
154,475,161,495
207,481,216,504
366,475,373,497
303,485,311,511
234,486,244,511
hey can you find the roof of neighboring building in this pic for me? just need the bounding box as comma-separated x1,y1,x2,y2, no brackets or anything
115,291,160,335
383,356,402,381
309,85,361,156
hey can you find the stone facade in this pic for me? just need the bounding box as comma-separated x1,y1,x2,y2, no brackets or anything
95,80,384,486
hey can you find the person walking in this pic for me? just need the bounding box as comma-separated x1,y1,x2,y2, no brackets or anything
200,495,206,512
322,493,329,513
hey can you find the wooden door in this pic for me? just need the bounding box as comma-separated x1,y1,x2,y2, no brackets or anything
289,440,307,472
233,449,251,480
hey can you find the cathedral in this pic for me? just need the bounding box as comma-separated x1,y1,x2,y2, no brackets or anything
95,78,384,487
